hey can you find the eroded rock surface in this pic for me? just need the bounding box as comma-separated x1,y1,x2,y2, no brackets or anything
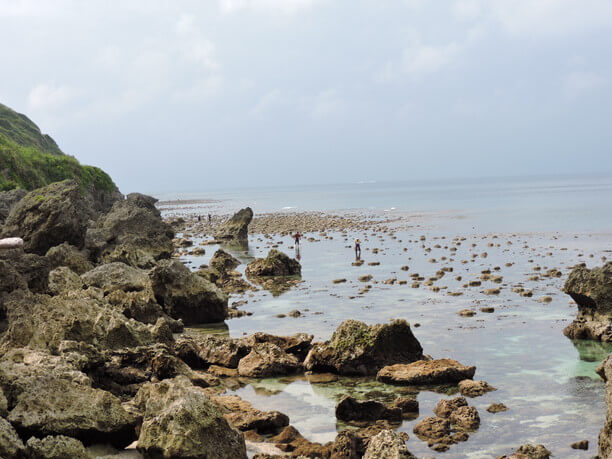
149,259,228,325
363,429,415,459
597,354,612,458
214,207,253,241
132,376,247,459
377,358,476,385
304,319,423,376
563,262,612,342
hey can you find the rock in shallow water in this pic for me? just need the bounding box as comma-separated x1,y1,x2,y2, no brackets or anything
363,429,415,458
304,319,423,376
563,262,612,342
377,359,476,385
335,396,402,423
25,435,89,459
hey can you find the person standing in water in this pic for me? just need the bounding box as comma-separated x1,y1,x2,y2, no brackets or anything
354,238,361,259
293,232,302,247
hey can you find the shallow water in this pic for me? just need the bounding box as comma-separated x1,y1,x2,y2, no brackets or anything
160,175,612,457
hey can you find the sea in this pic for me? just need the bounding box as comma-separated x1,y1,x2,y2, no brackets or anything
156,174,612,458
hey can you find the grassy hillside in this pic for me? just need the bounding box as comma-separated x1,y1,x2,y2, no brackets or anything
0,103,117,193
0,103,63,156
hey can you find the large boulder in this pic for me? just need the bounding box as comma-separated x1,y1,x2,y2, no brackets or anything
304,319,423,376
25,435,89,459
174,334,250,369
597,354,612,458
149,259,228,325
80,262,177,327
197,249,253,295
85,193,174,269
377,359,476,386
363,429,415,459
214,207,253,241
0,188,26,225
0,180,89,255
245,249,301,278
210,249,240,273
563,262,612,341
45,242,93,275
1,288,170,352
132,376,247,458
0,348,137,448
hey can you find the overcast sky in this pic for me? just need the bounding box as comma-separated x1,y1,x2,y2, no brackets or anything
1,0,611,193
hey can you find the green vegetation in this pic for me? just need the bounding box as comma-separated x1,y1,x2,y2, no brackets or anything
331,320,377,351
0,103,117,193
0,103,63,155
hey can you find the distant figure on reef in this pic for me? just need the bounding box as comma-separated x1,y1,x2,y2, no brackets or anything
208,213,212,224
354,238,361,259
198,215,201,222
293,232,302,247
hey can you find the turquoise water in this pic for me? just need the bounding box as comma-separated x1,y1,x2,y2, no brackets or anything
159,174,612,458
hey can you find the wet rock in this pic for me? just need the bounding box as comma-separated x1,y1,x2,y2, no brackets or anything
331,430,362,458
335,396,402,423
377,359,476,386
1,180,89,255
487,403,508,413
45,242,93,275
570,439,588,450
0,188,26,225
246,249,301,278
458,309,476,317
458,379,496,397
1,349,137,447
413,416,451,442
132,376,247,458
214,207,253,241
214,394,289,434
363,429,415,459
210,249,241,273
563,262,612,342
243,332,313,360
0,417,26,458
149,259,228,325
433,397,468,418
238,343,301,378
449,406,480,430
1,289,167,351
498,444,552,459
25,435,89,459
85,193,174,269
597,354,612,458
390,397,419,418
304,319,423,376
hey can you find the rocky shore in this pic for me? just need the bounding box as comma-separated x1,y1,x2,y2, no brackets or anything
1,179,612,458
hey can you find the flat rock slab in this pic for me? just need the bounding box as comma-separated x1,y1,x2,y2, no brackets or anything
377,359,476,386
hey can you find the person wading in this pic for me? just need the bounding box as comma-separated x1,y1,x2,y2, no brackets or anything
354,238,361,259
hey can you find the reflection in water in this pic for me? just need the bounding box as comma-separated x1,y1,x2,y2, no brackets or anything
220,240,254,264
572,339,612,363
184,322,229,337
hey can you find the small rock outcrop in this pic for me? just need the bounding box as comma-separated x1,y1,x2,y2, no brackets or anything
214,394,289,434
597,354,612,458
245,249,301,278
237,342,301,378
335,396,402,423
304,319,423,376
132,376,247,459
25,435,89,459
363,429,415,458
498,443,552,459
149,259,228,325
377,359,476,386
214,207,253,241
1,180,89,255
85,193,174,269
458,379,496,397
563,262,612,342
